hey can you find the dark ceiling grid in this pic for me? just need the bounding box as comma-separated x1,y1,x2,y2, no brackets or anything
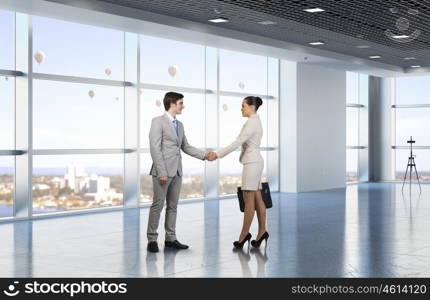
93,0,430,68
220,0,430,51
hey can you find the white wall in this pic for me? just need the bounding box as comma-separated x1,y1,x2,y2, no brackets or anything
280,62,346,192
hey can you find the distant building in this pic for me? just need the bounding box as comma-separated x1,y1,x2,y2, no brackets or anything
97,176,110,194
89,174,98,193
33,183,50,191
51,177,66,189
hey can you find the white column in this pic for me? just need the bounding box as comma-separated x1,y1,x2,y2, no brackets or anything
280,62,346,192
369,76,395,181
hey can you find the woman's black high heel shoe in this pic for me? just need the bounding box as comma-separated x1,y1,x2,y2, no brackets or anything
233,233,252,249
251,232,269,248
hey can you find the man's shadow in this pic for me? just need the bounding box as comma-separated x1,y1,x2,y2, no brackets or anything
145,247,179,277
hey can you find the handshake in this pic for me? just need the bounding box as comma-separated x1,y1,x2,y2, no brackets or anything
204,151,218,161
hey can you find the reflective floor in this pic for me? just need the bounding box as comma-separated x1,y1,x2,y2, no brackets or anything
0,183,429,277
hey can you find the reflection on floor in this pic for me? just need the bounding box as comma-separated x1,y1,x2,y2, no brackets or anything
0,183,429,277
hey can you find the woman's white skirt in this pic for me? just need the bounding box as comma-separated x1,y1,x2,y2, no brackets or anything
241,161,264,191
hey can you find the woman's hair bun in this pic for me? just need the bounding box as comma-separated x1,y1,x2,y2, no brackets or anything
244,96,263,111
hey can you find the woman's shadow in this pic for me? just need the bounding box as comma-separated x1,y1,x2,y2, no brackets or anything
233,245,268,277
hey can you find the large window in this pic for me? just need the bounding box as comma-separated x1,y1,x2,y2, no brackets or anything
0,9,15,218
140,40,279,198
346,72,368,182
139,36,207,202
1,9,280,219
31,17,126,214
218,51,278,195
394,76,430,181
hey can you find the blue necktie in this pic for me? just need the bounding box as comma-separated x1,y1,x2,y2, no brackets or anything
172,119,178,136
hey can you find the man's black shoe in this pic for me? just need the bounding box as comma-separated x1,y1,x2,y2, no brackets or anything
147,241,159,253
165,240,189,250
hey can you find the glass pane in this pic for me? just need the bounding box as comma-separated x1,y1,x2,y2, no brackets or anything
0,156,14,218
267,98,279,148
33,80,124,149
180,154,204,199
219,151,241,196
33,154,124,214
140,35,205,89
219,151,267,196
346,72,359,104
395,108,430,146
268,57,279,98
140,152,204,204
0,76,14,150
140,153,153,204
219,49,267,94
261,151,268,182
0,10,14,70
140,90,205,148
395,149,430,182
396,76,430,105
32,16,124,80
346,149,358,182
219,96,268,147
346,107,359,146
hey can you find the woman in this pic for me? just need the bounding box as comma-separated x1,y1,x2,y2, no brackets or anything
215,96,269,249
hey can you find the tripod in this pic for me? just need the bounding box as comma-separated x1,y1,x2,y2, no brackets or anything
401,136,422,194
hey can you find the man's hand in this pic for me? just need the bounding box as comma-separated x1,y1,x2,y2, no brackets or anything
159,176,168,185
204,152,211,161
204,152,218,161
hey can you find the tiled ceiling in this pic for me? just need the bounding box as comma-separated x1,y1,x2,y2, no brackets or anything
94,0,430,69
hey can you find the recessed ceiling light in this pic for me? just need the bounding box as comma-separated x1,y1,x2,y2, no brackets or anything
258,20,277,25
403,57,416,60
410,65,421,68
369,55,381,59
392,34,410,39
304,8,325,13
208,17,229,23
356,45,370,49
309,41,325,45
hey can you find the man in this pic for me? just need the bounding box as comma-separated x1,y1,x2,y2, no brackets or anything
147,91,215,253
